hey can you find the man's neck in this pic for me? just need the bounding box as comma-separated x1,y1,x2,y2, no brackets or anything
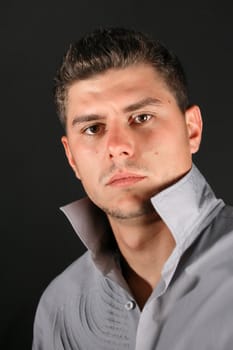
108,212,176,309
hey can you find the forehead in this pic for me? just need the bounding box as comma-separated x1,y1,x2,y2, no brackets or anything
66,64,175,116
68,64,166,97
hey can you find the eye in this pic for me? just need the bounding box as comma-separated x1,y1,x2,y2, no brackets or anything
83,124,103,135
133,114,152,124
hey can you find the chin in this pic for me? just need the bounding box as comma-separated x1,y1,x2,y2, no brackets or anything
100,198,155,220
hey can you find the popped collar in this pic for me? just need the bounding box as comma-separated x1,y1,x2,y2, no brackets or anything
60,163,224,295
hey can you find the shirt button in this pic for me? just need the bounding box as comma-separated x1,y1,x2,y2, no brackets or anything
124,300,136,311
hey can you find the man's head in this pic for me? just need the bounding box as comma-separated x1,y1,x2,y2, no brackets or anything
57,27,202,221
54,27,190,128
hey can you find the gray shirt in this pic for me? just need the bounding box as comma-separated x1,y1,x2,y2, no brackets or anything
32,164,233,349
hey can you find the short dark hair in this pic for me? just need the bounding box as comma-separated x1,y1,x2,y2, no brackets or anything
54,27,189,127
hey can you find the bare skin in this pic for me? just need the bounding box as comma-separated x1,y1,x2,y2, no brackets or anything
109,211,176,309
61,63,203,309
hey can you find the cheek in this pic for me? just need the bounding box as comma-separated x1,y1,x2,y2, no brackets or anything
144,123,189,159
73,151,99,183
142,127,167,152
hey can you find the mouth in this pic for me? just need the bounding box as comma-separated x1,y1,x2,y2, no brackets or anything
106,173,146,187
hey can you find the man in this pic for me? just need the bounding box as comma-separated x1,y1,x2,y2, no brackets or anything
32,28,233,349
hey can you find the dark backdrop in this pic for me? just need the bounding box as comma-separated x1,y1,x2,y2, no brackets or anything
1,1,233,348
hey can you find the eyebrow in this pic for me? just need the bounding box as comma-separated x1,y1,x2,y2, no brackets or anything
71,114,104,127
123,97,162,113
71,97,162,127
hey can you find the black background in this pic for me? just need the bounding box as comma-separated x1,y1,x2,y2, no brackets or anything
1,1,233,348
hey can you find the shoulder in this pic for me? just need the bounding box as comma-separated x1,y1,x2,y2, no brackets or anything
160,215,233,349
217,204,233,221
188,205,233,279
208,204,233,244
32,252,104,348
176,204,233,293
197,204,233,270
38,251,99,313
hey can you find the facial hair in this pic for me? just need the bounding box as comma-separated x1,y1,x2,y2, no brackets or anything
99,200,155,220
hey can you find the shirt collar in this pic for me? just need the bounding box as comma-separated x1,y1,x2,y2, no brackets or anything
150,164,224,255
60,164,224,274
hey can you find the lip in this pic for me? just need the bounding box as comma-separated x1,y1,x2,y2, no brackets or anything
106,172,146,187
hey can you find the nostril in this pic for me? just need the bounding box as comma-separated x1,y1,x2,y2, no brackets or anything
108,148,131,158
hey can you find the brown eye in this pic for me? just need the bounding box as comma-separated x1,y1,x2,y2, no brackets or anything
84,124,102,135
134,114,152,124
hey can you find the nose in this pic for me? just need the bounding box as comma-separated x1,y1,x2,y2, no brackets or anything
106,125,134,159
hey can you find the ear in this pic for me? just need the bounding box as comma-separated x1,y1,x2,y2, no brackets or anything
61,136,81,179
185,105,203,154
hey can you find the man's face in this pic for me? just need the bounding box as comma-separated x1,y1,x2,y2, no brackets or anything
62,64,202,220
